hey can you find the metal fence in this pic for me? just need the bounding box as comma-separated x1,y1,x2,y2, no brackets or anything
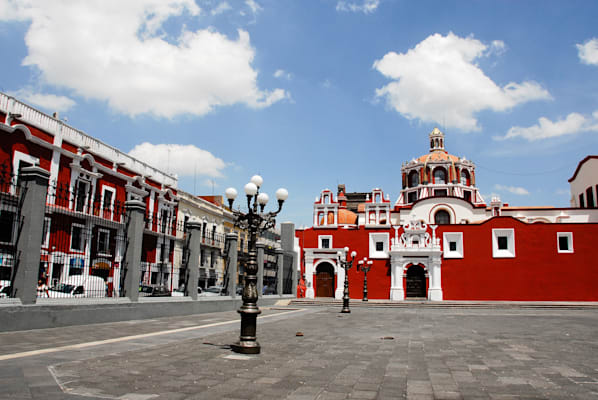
139,213,185,296
1,164,295,302
0,163,22,298
40,180,127,298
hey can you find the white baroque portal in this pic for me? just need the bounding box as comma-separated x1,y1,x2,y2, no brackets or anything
389,220,443,301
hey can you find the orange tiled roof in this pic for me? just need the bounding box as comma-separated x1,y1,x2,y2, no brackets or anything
416,151,460,163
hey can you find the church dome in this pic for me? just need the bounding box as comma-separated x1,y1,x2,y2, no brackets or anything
338,208,357,225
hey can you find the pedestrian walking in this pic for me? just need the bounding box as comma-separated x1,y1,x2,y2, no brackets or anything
37,279,49,298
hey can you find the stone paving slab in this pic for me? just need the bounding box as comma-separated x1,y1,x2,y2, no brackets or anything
1,306,598,399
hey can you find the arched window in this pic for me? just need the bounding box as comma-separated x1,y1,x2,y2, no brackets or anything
433,168,446,184
318,212,325,226
409,171,419,188
460,170,470,186
374,193,381,203
368,211,376,224
434,210,450,224
379,211,387,225
327,211,335,224
323,194,329,204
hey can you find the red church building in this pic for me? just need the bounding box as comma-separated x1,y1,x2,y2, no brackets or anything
297,128,598,301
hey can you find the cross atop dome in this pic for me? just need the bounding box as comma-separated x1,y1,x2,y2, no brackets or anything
429,127,445,152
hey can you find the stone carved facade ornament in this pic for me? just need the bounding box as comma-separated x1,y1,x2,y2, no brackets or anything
389,220,443,301
392,220,440,251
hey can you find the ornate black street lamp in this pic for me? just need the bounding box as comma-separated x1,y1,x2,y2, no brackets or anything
357,257,373,302
337,247,357,313
225,175,288,354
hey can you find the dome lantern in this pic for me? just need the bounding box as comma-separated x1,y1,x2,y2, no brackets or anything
429,127,445,152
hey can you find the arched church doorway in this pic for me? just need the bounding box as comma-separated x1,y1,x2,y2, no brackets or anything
315,262,335,297
405,265,426,298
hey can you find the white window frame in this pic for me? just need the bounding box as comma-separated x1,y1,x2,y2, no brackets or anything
318,235,332,249
443,232,464,259
12,151,39,194
97,228,111,256
369,232,389,259
492,228,515,258
12,151,39,174
101,185,116,220
70,223,86,252
42,217,51,249
557,232,574,254
74,179,91,213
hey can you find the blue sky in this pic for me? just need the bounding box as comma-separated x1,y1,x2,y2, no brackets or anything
1,0,597,227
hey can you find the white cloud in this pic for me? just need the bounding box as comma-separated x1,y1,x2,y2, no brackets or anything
498,110,598,141
10,88,75,112
555,188,570,196
203,178,219,188
1,0,287,118
494,184,530,196
577,38,598,66
336,0,380,14
373,32,551,132
211,1,231,15
128,143,227,178
245,0,261,14
273,69,292,80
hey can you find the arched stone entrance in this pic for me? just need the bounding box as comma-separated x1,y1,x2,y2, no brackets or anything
315,262,335,297
405,265,427,298
389,221,443,301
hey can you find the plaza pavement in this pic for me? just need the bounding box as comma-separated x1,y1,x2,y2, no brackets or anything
1,302,598,399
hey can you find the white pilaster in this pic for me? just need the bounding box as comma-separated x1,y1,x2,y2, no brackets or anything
305,256,315,299
48,124,63,203
335,262,344,299
427,255,443,301
390,255,404,300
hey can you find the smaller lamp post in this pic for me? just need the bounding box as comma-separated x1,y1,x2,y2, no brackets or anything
357,257,373,301
337,247,357,313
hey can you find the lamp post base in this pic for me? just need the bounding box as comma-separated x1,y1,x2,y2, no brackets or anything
233,302,261,354
231,341,261,354
341,299,351,313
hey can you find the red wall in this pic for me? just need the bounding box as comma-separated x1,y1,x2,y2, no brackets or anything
438,217,598,301
298,227,391,300
297,217,598,301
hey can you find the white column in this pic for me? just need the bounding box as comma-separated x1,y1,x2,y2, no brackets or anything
83,222,93,278
390,254,404,300
427,254,443,301
335,261,344,299
48,125,63,203
305,256,315,299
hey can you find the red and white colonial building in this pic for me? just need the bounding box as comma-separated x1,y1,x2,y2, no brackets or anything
297,128,598,301
0,93,178,295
